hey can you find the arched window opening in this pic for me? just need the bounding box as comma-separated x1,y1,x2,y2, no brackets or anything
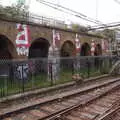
80,43,91,56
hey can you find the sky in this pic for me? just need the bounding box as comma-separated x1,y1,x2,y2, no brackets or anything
1,0,120,26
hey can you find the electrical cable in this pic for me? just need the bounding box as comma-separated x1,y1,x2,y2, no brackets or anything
114,0,120,4
36,0,105,25
88,23,120,30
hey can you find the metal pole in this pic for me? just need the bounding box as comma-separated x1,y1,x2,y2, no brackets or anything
50,62,53,86
87,58,90,78
96,0,98,20
22,64,25,92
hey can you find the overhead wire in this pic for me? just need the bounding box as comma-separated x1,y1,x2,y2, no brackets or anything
114,0,120,4
37,0,86,17
36,0,106,25
91,21,120,28
41,0,103,24
36,0,120,30
36,1,83,20
88,23,120,30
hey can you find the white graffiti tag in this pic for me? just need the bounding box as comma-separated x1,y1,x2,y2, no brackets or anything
17,46,29,56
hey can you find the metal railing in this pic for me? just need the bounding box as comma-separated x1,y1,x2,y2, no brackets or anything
0,12,67,29
29,13,67,28
0,56,117,98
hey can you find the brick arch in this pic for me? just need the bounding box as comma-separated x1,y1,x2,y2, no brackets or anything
80,42,91,56
29,37,50,58
60,40,76,57
60,40,74,49
95,44,102,56
0,34,17,59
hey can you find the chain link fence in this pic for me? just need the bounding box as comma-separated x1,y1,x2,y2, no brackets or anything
0,56,118,97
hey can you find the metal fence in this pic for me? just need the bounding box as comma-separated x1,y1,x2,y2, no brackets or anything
0,56,118,97
0,12,67,29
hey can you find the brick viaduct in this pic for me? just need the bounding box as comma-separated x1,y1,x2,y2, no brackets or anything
0,18,108,60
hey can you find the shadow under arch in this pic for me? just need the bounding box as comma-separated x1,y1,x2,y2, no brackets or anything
28,38,50,75
80,42,91,56
29,38,50,58
60,41,75,72
0,35,16,77
0,35,16,59
60,40,75,57
94,44,102,56
94,44,102,69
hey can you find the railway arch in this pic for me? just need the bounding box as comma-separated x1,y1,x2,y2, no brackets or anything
80,42,91,56
29,38,50,58
60,40,75,57
0,19,109,60
0,35,16,59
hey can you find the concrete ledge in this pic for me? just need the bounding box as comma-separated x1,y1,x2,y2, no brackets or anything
0,74,109,103
84,74,109,82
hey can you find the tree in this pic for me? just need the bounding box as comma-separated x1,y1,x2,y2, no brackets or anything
101,29,115,41
0,0,29,20
90,29,115,41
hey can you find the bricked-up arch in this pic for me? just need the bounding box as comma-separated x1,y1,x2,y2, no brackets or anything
29,38,50,58
94,44,102,56
80,43,91,56
0,35,16,59
60,41,75,57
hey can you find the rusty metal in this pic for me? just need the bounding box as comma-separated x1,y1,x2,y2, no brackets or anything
95,100,120,120
1,77,120,120
57,86,120,120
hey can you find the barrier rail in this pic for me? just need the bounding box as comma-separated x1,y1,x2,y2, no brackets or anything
0,12,67,29
0,56,117,97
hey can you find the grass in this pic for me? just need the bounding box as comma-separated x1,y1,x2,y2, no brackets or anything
0,74,50,97
56,69,73,84
0,65,110,98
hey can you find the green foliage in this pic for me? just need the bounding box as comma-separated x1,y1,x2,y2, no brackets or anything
0,1,29,20
94,29,115,42
101,29,115,41
70,23,88,33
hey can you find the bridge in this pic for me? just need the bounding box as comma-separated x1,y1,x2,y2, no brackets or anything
0,16,109,60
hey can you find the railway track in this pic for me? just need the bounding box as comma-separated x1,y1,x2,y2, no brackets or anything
99,108,120,120
1,76,120,120
0,75,113,111
51,84,120,120
94,100,120,120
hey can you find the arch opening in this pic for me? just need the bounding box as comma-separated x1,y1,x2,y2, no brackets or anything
60,41,75,71
29,38,50,58
94,44,102,56
0,35,14,59
60,41,75,57
0,35,16,76
80,43,91,56
94,44,102,68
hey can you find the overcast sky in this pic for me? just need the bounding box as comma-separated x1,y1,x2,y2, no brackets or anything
1,0,120,26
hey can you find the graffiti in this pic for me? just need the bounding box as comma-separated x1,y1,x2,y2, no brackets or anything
52,29,60,49
48,46,60,82
75,34,81,54
16,24,30,56
48,58,60,82
91,40,96,56
101,39,109,52
73,58,80,73
17,46,29,56
15,64,29,80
